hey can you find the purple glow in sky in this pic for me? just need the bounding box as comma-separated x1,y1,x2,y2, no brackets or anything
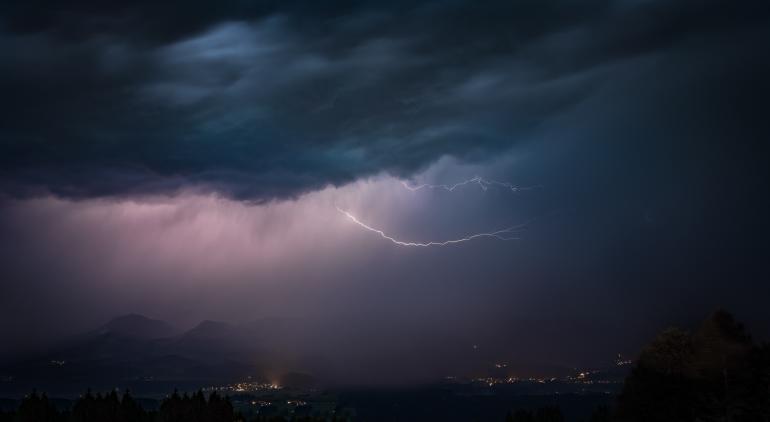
0,0,768,386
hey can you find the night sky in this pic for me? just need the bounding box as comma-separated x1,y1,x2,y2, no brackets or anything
1,0,769,384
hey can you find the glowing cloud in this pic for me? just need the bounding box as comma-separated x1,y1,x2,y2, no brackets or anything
336,207,525,247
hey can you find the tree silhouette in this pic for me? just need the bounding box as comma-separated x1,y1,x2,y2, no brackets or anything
16,391,58,422
533,405,564,422
156,389,235,422
588,405,610,422
505,407,562,422
118,391,148,422
616,310,770,422
68,389,151,422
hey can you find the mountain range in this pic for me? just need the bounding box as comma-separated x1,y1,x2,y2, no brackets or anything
0,314,316,397
0,314,599,396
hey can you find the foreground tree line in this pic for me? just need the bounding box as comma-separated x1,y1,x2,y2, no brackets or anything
0,390,335,422
504,405,583,422
0,390,242,422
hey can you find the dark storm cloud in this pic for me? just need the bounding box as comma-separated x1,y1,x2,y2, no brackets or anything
1,0,766,199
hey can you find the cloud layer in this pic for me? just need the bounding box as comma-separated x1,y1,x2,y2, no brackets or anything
2,0,767,199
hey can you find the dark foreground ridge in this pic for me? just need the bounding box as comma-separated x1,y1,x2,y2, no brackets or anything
0,390,604,422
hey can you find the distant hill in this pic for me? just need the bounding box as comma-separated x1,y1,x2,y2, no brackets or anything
95,314,176,339
180,320,234,340
0,314,296,396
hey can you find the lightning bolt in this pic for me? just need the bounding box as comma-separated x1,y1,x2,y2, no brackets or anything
401,176,538,193
336,206,525,247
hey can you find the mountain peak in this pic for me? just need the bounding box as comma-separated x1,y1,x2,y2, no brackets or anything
183,320,234,339
99,314,175,339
